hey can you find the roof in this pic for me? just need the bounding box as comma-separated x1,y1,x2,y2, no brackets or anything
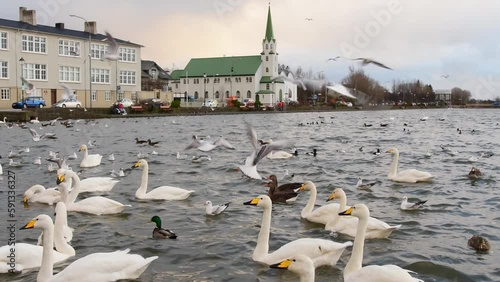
255,90,275,94
183,56,262,77
260,76,283,84
0,18,142,47
141,60,171,80
264,6,275,42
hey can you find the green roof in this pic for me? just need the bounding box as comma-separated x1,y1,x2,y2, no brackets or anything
170,70,186,80
260,76,284,83
256,90,275,94
183,56,262,77
264,6,275,42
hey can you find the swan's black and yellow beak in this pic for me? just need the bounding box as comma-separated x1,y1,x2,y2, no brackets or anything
386,149,393,153
20,219,36,230
78,146,85,152
339,207,353,216
270,259,292,269
23,196,28,204
132,162,140,169
243,198,259,206
299,184,306,191
56,174,65,185
326,192,336,202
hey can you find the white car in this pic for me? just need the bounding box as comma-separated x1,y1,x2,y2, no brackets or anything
52,98,82,108
115,98,134,107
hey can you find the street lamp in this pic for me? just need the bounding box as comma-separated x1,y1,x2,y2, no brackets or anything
19,57,25,100
203,73,207,106
70,14,92,109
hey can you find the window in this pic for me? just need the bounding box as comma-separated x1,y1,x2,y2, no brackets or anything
91,90,97,101
131,92,137,101
23,63,47,80
1,88,9,100
117,92,124,100
175,83,178,89
0,61,8,79
266,84,270,90
91,68,110,84
225,91,229,98
194,91,199,99
119,47,136,62
91,44,107,59
105,91,111,101
249,77,252,83
266,44,268,49
119,70,136,85
205,91,208,99
58,39,80,57
266,56,268,61
22,34,47,53
236,91,241,98
151,69,157,79
59,66,80,82
247,90,251,99
215,91,220,99
0,32,7,50
270,44,274,49
266,67,269,73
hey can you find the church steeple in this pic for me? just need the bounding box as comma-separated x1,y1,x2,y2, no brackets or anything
264,6,275,42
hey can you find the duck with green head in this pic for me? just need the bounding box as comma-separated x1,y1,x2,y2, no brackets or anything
149,216,177,239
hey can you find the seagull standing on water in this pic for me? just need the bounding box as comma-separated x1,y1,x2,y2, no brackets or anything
205,201,230,216
400,196,427,210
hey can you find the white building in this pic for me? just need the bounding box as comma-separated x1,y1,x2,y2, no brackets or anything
0,7,143,109
170,6,297,107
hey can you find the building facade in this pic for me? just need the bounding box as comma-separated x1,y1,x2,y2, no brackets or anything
0,7,143,109
171,6,297,107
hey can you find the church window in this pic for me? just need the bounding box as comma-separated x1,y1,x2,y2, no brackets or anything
247,90,251,98
266,67,269,73
266,84,270,90
266,44,268,49
270,44,274,49
266,56,269,61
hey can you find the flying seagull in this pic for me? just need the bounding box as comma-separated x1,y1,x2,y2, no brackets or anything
28,128,57,142
441,74,450,79
61,84,76,100
305,18,313,21
326,56,341,62
103,31,119,61
352,58,393,70
21,77,37,94
271,76,307,91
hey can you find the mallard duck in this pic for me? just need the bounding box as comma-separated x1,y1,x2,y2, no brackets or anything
150,216,177,239
265,181,299,204
135,138,147,144
468,167,482,179
148,139,160,146
468,235,490,252
266,174,302,193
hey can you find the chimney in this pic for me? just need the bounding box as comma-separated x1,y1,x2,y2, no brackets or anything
84,21,97,35
19,7,37,26
55,23,65,30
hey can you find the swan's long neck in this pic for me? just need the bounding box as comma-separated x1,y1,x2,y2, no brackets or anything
67,173,80,204
388,152,399,177
300,269,315,282
345,215,368,277
326,192,348,228
39,223,55,282
253,205,271,260
301,185,317,218
83,148,89,158
54,209,75,256
137,164,149,196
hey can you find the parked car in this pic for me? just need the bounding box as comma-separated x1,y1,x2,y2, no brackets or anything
52,98,82,108
202,99,218,107
12,96,46,109
139,98,163,110
114,98,134,107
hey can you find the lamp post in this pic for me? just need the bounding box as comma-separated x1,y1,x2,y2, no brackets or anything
70,14,92,109
203,73,207,106
19,57,25,100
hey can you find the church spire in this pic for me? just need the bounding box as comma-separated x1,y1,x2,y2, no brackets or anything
264,5,275,42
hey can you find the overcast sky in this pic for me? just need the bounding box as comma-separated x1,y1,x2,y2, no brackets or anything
2,0,500,99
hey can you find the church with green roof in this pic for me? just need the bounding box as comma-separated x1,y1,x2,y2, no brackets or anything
170,6,297,107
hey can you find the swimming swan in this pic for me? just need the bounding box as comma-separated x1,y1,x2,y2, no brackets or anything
78,144,103,168
244,195,352,268
386,148,433,183
299,181,340,225
132,159,194,200
339,204,423,282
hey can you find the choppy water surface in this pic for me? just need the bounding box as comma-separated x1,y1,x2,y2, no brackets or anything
0,108,499,282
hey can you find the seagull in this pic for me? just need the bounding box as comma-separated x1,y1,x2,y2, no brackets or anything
33,156,42,165
28,128,57,142
67,152,78,160
9,159,22,167
326,56,341,62
238,123,293,180
356,177,377,190
151,150,158,155
400,196,427,210
205,200,230,216
108,154,115,161
110,168,125,178
137,152,149,159
185,135,235,152
441,74,450,79
352,58,393,70
46,156,70,170
21,77,37,95
176,152,188,160
305,18,313,21
61,84,77,100
69,44,80,56
103,31,119,61
270,76,307,91
191,155,211,163
88,140,97,147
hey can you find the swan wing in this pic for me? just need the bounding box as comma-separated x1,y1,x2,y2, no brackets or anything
52,249,158,282
80,177,119,192
71,196,129,215
142,186,194,200
0,243,70,273
345,264,423,282
304,203,341,224
214,137,235,149
397,169,432,180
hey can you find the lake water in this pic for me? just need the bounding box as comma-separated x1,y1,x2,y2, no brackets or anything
0,108,499,282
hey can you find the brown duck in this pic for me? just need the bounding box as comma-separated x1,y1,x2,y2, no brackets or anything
265,181,298,204
468,167,482,179
468,235,490,252
266,174,302,193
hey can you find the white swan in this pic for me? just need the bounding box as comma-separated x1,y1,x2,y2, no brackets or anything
387,148,433,183
20,214,158,282
266,150,294,159
244,195,352,267
132,159,194,200
325,188,400,239
0,204,73,273
24,185,61,205
37,202,75,251
78,144,103,168
79,176,120,193
0,117,6,124
57,169,131,215
0,163,3,175
270,254,315,282
299,181,340,225
339,204,423,282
